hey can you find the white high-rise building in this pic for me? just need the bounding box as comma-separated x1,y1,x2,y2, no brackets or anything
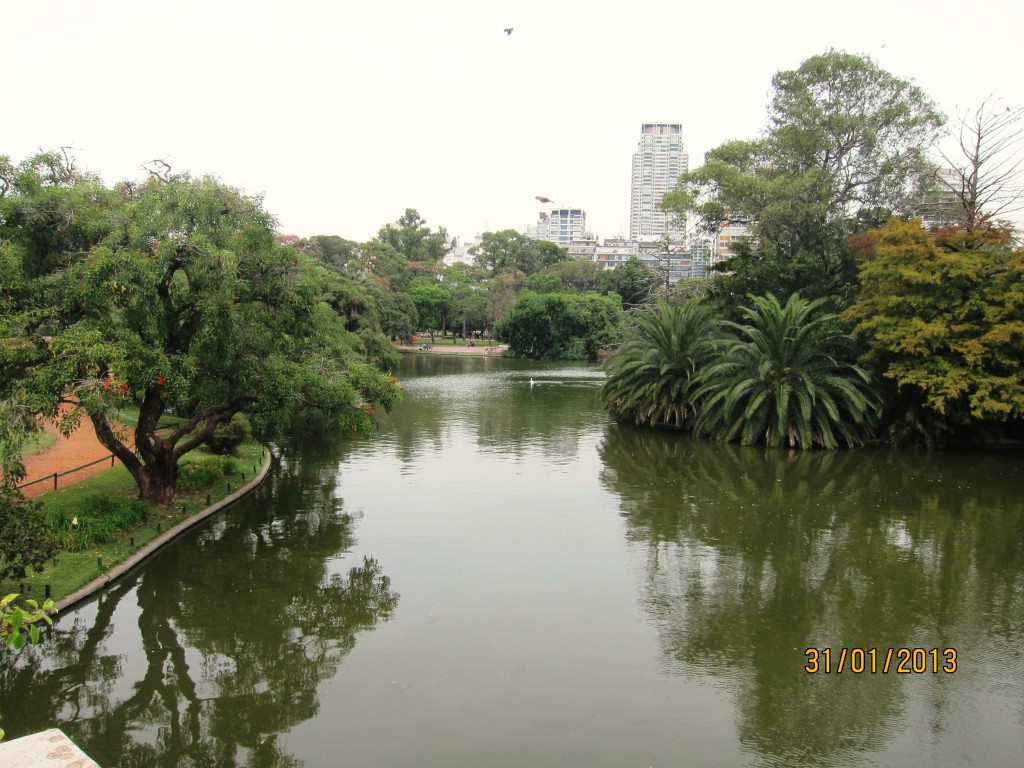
629,123,689,241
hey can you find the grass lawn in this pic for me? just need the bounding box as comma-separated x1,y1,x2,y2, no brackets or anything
2,440,267,602
113,401,187,430
20,430,58,456
413,333,495,346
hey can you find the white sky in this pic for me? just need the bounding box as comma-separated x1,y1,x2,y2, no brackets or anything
6,1,1024,245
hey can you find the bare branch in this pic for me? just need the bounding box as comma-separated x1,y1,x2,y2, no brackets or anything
932,97,1024,230
143,157,173,183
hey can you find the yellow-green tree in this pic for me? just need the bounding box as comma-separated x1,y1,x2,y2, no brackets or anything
842,218,1024,439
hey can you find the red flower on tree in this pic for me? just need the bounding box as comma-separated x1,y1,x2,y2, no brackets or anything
157,375,166,386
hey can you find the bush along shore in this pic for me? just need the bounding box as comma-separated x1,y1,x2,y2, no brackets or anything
2,440,270,608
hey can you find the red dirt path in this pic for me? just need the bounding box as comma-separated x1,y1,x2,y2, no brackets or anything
18,417,130,500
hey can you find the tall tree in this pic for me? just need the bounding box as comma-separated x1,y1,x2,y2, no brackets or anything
545,258,604,293
495,291,622,360
407,278,452,343
444,262,490,339
928,99,1024,231
470,230,568,275
599,257,659,309
664,50,945,311
377,208,454,262
0,158,399,504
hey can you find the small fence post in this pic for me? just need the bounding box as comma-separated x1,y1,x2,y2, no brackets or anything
111,454,115,467
53,472,58,490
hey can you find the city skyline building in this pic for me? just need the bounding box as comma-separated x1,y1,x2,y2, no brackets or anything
629,123,689,242
527,207,590,246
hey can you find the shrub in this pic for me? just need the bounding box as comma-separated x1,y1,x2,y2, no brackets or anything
695,293,879,449
0,486,58,581
47,495,151,551
176,456,238,493
601,300,720,428
204,413,252,455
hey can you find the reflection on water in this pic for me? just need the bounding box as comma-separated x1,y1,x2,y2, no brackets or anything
0,436,398,768
600,426,1024,766
0,354,1021,768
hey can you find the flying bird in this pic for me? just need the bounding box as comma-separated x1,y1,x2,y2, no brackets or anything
535,195,555,204
504,27,514,36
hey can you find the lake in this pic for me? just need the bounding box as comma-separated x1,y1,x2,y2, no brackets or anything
1,353,1022,767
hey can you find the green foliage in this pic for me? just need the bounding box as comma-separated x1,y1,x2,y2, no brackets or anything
1,592,56,652
601,301,720,427
599,257,660,309
696,294,878,449
524,272,563,293
444,262,490,336
470,230,568,275
47,494,152,550
312,234,359,269
408,279,453,337
3,589,56,743
0,486,58,581
664,50,944,312
494,291,623,360
0,153,402,504
842,219,1024,434
376,208,454,262
204,413,252,455
545,258,604,293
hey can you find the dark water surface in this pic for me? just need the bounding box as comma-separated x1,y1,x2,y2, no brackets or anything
2,354,1022,767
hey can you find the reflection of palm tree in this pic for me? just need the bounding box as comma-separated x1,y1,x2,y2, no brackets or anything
599,424,1024,764
601,300,718,428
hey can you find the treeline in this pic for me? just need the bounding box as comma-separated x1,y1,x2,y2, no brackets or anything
603,51,1024,450
280,217,665,358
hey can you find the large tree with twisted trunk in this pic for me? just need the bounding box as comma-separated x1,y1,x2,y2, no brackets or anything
1,152,399,504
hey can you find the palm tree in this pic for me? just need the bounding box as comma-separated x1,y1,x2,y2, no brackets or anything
695,293,878,449
600,300,720,428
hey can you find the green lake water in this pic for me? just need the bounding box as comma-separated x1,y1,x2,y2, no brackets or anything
1,353,1022,766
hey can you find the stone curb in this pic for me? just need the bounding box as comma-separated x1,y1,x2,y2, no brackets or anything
53,448,275,615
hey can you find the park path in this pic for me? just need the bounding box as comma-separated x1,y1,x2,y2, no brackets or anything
17,413,131,499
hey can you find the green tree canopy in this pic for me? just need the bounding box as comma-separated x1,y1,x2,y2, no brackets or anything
377,208,454,262
444,262,491,338
407,278,452,342
842,218,1024,441
494,291,622,360
0,154,399,504
664,50,945,311
545,258,605,293
470,230,568,275
599,257,659,309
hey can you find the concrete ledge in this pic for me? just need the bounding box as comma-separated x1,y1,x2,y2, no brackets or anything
54,448,275,614
0,728,100,767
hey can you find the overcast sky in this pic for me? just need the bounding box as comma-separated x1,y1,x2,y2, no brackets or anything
7,1,1024,245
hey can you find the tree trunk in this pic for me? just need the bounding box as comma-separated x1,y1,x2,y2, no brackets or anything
134,447,179,505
